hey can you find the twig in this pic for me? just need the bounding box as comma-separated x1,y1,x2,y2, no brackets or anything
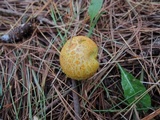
0,8,24,17
141,108,160,120
72,80,81,120
0,8,68,34
0,8,54,26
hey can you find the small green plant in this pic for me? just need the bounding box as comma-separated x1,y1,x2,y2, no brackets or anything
87,0,103,37
118,64,151,112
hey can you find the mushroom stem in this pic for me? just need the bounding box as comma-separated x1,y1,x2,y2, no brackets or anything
72,80,81,120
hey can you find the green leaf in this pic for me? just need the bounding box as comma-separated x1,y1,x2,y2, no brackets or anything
87,13,101,37
88,0,103,23
118,64,151,112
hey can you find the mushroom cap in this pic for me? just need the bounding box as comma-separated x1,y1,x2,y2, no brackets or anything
60,36,99,80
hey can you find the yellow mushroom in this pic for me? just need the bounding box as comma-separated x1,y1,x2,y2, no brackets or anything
60,36,99,80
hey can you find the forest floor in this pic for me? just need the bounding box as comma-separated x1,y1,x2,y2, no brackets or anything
0,0,160,120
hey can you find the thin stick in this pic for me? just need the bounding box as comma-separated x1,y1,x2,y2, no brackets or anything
72,80,81,120
141,108,160,120
0,8,67,33
0,8,24,17
0,8,54,26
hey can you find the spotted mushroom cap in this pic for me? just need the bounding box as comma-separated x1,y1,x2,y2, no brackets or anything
60,36,99,80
